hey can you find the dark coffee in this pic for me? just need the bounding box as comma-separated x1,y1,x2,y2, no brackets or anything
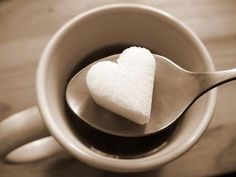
65,44,178,159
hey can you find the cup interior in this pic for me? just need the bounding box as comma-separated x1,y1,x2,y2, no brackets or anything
37,5,216,172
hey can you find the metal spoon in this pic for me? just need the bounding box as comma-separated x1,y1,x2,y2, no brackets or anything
66,54,235,137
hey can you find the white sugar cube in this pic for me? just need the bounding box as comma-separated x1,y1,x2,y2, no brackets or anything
86,46,156,125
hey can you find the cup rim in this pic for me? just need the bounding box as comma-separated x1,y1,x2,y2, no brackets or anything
36,3,217,172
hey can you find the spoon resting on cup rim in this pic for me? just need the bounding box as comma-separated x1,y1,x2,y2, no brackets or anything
66,53,236,137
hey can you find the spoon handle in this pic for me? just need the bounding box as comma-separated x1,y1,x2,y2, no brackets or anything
194,68,236,94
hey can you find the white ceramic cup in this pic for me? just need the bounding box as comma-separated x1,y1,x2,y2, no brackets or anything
0,4,216,172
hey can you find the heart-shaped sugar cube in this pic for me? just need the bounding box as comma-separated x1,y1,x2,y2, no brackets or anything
86,47,156,125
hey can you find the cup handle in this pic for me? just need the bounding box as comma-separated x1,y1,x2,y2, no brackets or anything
0,107,67,163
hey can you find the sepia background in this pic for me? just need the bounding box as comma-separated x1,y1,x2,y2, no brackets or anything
0,0,236,176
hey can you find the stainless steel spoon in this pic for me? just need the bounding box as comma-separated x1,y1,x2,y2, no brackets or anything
66,54,235,137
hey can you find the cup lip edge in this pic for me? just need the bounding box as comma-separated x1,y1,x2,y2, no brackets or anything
36,3,217,172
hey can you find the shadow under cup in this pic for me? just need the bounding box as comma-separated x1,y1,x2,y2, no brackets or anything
39,5,216,170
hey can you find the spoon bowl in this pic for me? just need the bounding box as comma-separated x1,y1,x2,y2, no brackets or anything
66,54,236,137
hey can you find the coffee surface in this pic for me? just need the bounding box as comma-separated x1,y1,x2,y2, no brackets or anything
65,44,177,158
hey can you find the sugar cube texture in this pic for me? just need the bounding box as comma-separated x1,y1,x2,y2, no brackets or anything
86,46,156,125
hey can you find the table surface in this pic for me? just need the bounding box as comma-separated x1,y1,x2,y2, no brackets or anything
0,0,236,176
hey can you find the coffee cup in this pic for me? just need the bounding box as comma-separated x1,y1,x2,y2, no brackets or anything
0,4,216,172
